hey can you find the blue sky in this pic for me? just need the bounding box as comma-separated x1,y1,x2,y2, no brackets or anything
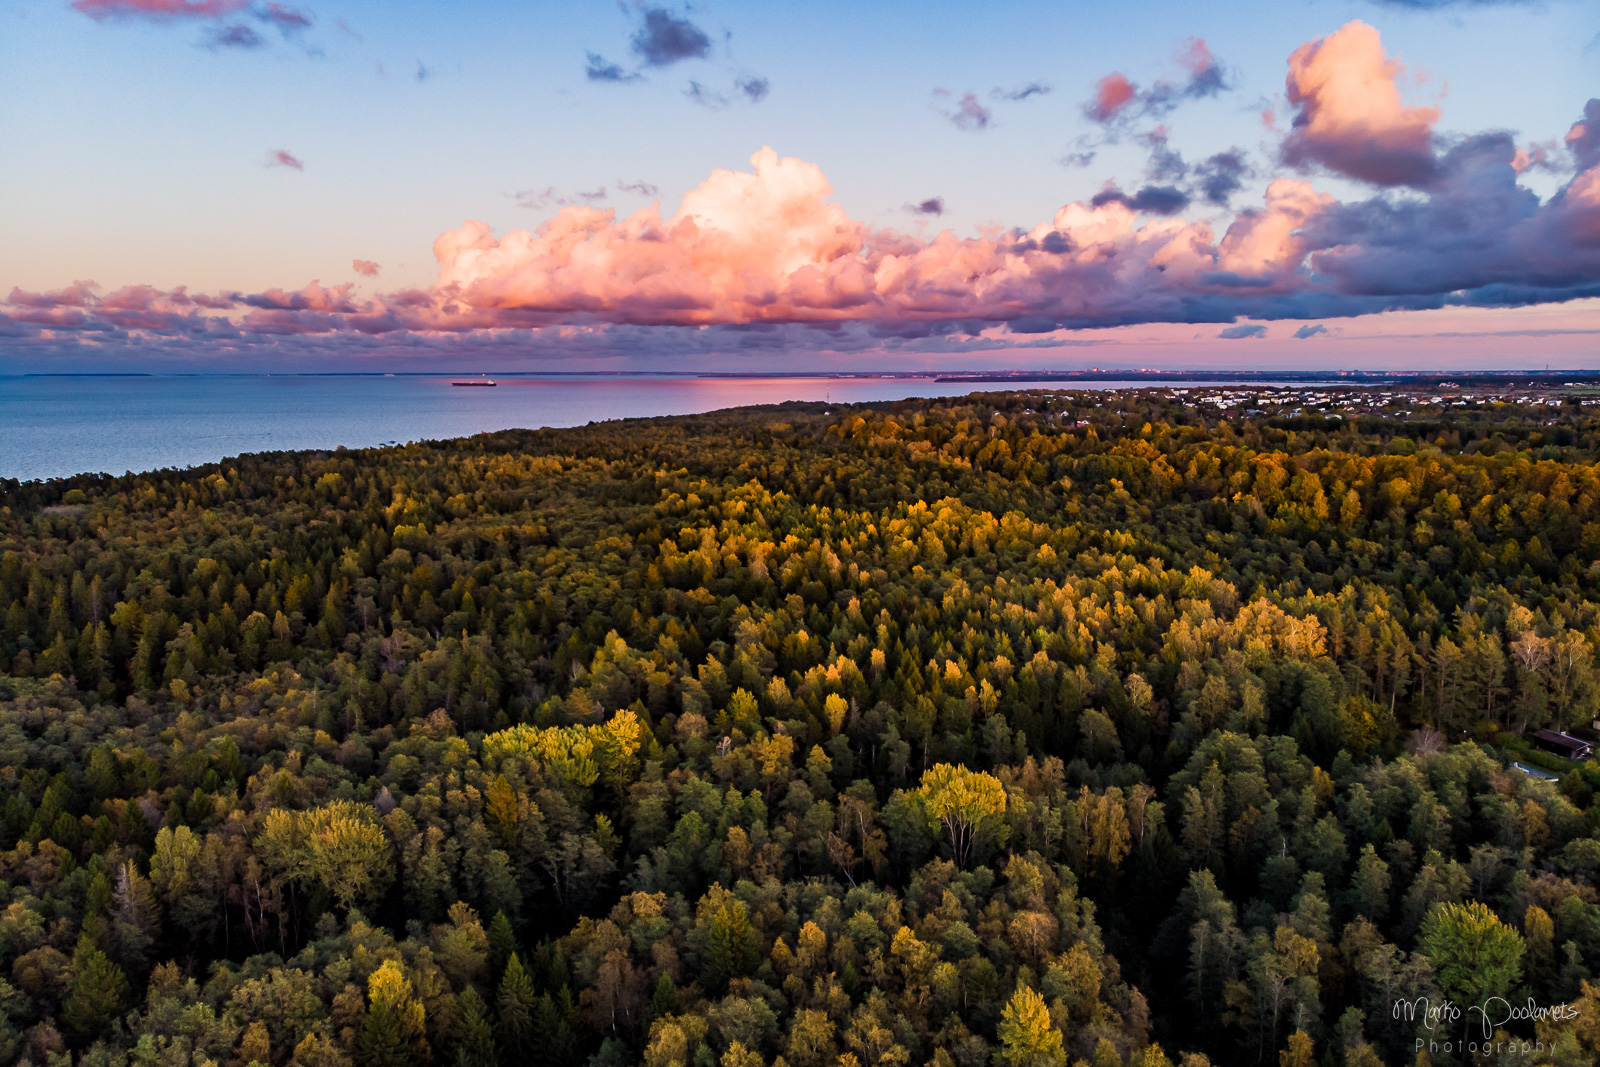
2,0,1597,369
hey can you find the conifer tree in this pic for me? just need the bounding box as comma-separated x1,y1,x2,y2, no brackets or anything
702,901,759,993
487,912,517,982
61,934,128,1045
452,987,497,1067
496,952,538,1063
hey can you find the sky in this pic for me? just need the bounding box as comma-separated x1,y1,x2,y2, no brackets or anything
1,0,1598,371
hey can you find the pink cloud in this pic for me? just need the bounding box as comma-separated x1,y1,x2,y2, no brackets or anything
1175,37,1216,79
353,260,382,277
7,281,99,308
1282,20,1439,187
266,149,304,170
72,0,246,19
1088,74,1138,122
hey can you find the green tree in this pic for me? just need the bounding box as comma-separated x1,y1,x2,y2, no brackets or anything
62,934,129,1045
1419,901,1525,1008
452,987,497,1067
702,900,759,993
497,952,538,1063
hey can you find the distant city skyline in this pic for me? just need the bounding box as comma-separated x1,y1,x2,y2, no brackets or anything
2,0,1597,369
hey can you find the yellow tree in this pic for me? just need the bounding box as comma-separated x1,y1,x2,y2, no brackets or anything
917,764,1007,868
997,986,1066,1067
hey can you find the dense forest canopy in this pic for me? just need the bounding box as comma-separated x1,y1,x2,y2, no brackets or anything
2,386,1600,1067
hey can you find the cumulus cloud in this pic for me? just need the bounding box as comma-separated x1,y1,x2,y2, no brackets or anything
353,260,381,277
1218,323,1267,339
1282,21,1439,186
1294,323,1328,338
418,132,1596,332
631,7,712,66
265,149,303,169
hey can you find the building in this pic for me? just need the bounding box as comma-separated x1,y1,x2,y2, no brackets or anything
1529,729,1594,761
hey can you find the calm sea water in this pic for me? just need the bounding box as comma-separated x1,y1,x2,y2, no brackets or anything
0,373,1293,483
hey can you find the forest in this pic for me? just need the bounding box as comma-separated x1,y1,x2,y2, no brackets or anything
2,386,1600,1067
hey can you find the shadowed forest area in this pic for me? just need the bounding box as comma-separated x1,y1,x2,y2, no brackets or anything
3,389,1600,1067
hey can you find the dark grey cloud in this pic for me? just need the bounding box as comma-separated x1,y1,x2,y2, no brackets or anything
907,197,945,216
736,75,769,103
631,8,712,67
1218,323,1267,339
1194,150,1252,206
1090,184,1191,215
1294,323,1328,339
616,179,660,197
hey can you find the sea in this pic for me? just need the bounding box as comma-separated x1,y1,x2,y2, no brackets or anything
0,373,1302,483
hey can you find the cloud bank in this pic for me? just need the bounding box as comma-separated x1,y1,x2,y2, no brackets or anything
8,22,1599,359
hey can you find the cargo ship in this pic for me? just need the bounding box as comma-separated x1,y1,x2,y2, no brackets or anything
451,378,497,386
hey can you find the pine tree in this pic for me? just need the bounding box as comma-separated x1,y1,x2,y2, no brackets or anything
702,901,759,993
61,934,129,1045
358,959,429,1067
530,991,579,1067
356,999,410,1067
452,987,498,1067
643,972,678,1032
496,952,538,1065
487,911,517,982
